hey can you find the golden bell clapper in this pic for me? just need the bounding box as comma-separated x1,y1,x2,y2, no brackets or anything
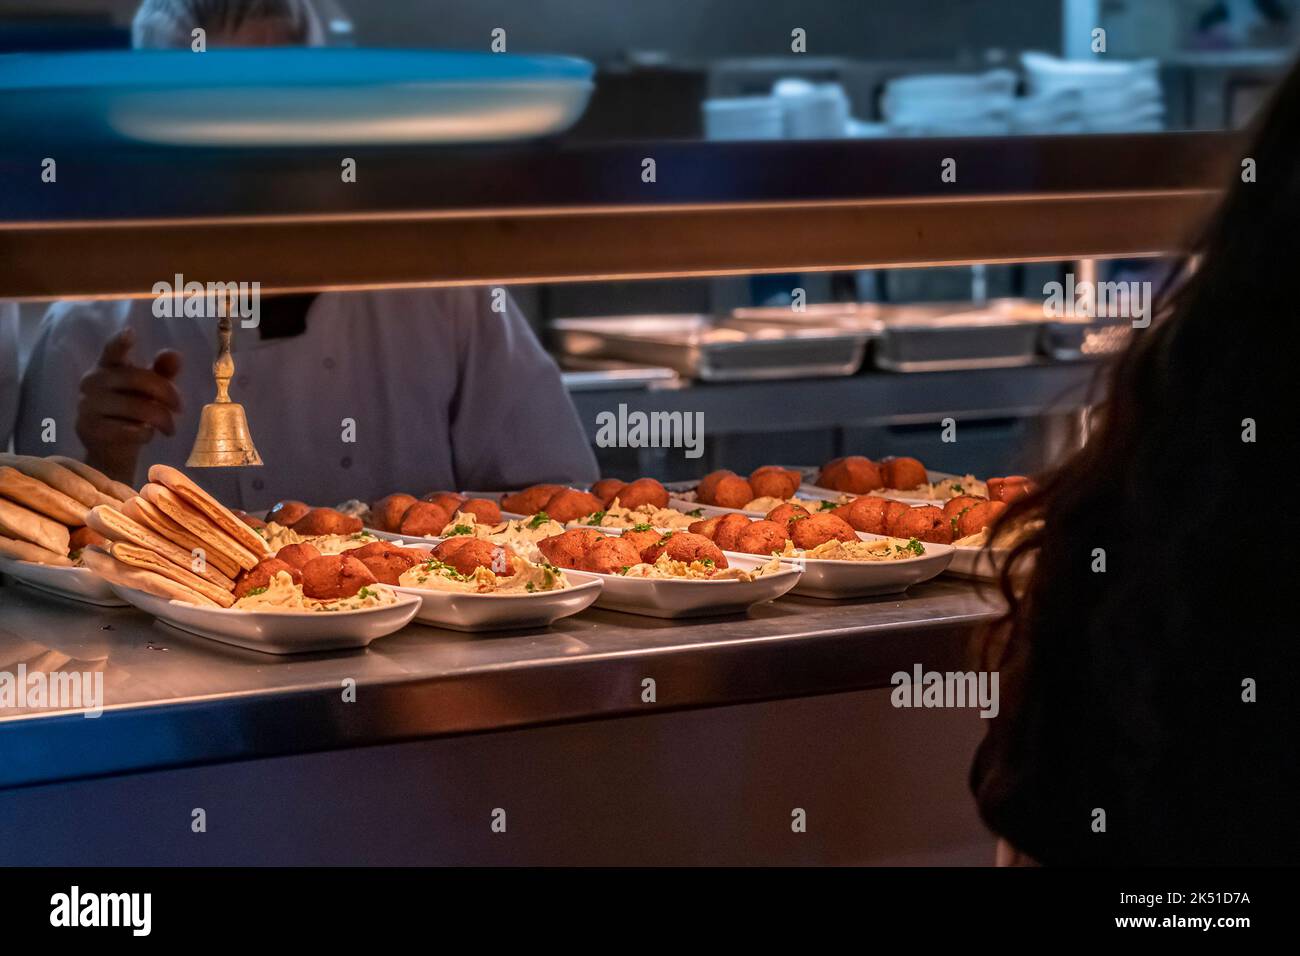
186,309,263,468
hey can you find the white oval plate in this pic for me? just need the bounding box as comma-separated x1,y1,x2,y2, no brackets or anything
945,545,1008,581
0,556,128,607
393,576,602,632
107,583,421,655
573,554,802,619
746,533,954,599
665,496,829,520
801,470,966,505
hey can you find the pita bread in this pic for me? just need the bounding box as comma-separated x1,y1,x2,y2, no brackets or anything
47,456,135,502
81,546,219,608
121,497,241,579
140,483,261,571
0,497,71,555
149,464,270,558
0,534,74,566
107,541,235,608
0,465,89,525
0,454,118,509
86,504,236,591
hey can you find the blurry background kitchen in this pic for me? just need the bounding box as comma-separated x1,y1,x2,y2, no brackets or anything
2,0,1293,476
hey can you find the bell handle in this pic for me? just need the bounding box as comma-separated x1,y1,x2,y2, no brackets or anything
213,315,234,404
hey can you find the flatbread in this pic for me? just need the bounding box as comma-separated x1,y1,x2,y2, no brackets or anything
86,504,236,590
121,497,241,580
0,454,118,509
0,534,74,567
47,456,135,502
141,483,261,571
107,541,235,608
0,465,89,525
81,546,219,608
0,497,71,555
149,464,270,558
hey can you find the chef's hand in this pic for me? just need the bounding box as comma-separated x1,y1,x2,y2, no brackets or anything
76,328,183,484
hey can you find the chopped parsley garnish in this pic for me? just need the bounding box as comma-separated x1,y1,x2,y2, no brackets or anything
528,511,552,529
631,523,654,532
245,586,268,597
450,524,474,536
619,565,632,574
700,558,715,566
790,512,809,522
585,511,607,525
357,586,378,599
897,538,925,556
950,484,964,495
656,533,675,546
818,500,839,511
686,508,704,518
525,582,536,593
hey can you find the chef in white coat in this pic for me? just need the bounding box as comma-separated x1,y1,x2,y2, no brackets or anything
17,289,598,508
14,0,598,507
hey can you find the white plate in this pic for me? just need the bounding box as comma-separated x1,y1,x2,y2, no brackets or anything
107,583,421,655
755,533,954,598
946,545,1009,581
665,496,829,520
0,556,128,607
802,469,968,504
576,554,802,619
394,576,602,632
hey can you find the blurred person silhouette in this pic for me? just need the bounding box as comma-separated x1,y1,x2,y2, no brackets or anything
972,55,1300,865
16,0,597,507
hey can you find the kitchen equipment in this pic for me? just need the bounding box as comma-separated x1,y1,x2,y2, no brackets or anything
871,299,1045,372
187,314,263,468
552,314,872,382
0,49,595,146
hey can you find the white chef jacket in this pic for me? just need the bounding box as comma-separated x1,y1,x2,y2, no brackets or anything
15,288,597,509
1,302,19,450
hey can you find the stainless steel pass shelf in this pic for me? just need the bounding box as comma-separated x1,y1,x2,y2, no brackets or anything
0,579,999,789
0,132,1239,299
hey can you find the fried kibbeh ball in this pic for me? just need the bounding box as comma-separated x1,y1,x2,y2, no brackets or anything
234,509,266,530
544,488,605,523
819,456,883,494
457,497,502,525
234,557,302,599
749,465,801,500
399,501,454,538
694,470,736,505
371,493,418,532
887,505,952,544
590,478,627,506
620,528,663,555
640,531,728,568
942,495,986,522
275,541,323,570
712,475,756,510
350,541,426,584
432,537,513,577
688,516,722,538
736,520,789,556
790,512,857,550
957,500,1008,538
422,491,466,512
881,456,928,491
500,484,565,516
291,507,363,536
614,477,669,510
837,496,896,534
266,499,311,526
988,476,1034,503
301,553,376,600
582,535,644,575
766,502,810,526
712,513,754,551
536,528,605,570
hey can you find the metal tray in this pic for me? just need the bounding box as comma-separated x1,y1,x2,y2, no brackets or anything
1040,317,1132,361
552,314,871,382
871,299,1045,373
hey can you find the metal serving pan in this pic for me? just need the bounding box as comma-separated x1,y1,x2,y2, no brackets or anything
1039,317,1132,361
552,314,871,382
871,299,1045,373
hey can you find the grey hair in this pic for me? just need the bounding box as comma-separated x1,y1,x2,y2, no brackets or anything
131,0,325,49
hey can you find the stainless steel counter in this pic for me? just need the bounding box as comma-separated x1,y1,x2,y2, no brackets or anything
0,578,1001,790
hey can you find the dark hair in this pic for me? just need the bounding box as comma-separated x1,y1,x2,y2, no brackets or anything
970,62,1300,864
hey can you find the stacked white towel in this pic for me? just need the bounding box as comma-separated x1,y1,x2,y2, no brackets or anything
881,70,1017,137
1017,51,1164,133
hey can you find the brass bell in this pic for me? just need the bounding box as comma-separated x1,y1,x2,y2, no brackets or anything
186,313,263,468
